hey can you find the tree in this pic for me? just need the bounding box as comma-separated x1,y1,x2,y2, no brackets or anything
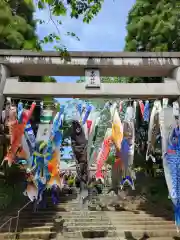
0,0,40,50
124,0,180,83
77,76,123,84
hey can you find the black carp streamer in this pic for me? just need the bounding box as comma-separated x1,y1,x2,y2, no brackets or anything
70,120,88,185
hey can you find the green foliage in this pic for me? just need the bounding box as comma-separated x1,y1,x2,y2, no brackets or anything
125,0,180,83
34,0,104,22
0,164,26,211
125,0,180,52
0,0,41,51
0,0,38,50
77,76,122,84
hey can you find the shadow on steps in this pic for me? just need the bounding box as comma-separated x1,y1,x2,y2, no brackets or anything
123,172,174,221
0,191,78,239
82,230,109,238
124,231,180,240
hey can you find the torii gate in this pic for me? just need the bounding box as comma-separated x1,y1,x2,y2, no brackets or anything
1,50,180,115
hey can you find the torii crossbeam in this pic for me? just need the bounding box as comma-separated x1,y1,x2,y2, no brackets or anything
0,50,180,103
3,78,180,99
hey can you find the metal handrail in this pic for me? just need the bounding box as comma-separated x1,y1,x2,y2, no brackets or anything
0,200,32,239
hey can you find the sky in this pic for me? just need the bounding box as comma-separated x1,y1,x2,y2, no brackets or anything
35,0,135,85
35,0,135,158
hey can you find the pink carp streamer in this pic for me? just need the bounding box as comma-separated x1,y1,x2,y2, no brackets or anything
95,136,112,180
138,100,145,118
22,102,36,125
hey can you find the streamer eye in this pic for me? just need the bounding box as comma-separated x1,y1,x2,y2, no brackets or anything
16,146,22,154
43,128,48,136
76,127,81,133
172,137,178,144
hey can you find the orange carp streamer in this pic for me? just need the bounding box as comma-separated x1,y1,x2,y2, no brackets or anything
110,103,123,152
47,150,61,187
112,123,123,151
4,123,25,166
4,103,36,166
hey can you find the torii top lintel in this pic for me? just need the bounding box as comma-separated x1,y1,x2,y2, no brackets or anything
0,50,180,77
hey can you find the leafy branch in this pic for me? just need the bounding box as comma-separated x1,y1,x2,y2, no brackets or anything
26,0,105,55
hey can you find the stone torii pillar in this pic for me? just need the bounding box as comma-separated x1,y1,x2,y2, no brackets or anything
0,64,10,119
171,67,180,100
171,67,180,85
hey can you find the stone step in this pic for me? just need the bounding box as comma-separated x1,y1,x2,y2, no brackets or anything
108,220,174,225
61,214,171,221
56,238,180,240
22,224,112,232
2,222,53,228
117,229,179,238
105,212,171,219
63,229,117,238
4,226,177,239
64,224,176,232
16,207,170,216
62,222,112,226
34,220,110,225
20,204,171,213
62,219,174,225
1,219,175,232
17,238,180,240
21,225,114,233
1,231,56,239
2,238,178,240
18,212,157,218
4,217,107,224
56,211,168,216
62,238,119,240
63,229,179,238
15,215,172,223
22,226,54,232
64,225,115,231
0,221,177,239
0,226,53,233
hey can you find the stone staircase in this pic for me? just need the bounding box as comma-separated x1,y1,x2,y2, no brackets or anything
0,191,180,240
